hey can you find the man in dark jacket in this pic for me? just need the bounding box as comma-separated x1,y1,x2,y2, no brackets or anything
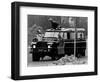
48,18,60,30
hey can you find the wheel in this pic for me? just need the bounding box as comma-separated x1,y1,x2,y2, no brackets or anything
51,55,56,60
81,50,85,57
32,53,40,61
32,56,40,61
76,53,81,58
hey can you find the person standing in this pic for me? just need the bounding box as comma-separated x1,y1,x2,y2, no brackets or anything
36,29,44,42
58,33,65,57
48,18,60,30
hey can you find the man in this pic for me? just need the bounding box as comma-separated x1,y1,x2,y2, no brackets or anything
48,18,60,30
57,33,65,57
36,29,44,41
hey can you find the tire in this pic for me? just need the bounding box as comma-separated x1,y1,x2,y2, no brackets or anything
32,54,40,61
52,56,56,60
76,53,81,58
81,50,85,56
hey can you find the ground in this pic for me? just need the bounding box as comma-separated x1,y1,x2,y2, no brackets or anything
27,53,87,67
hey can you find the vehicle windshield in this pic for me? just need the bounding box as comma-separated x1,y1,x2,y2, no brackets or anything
44,32,59,38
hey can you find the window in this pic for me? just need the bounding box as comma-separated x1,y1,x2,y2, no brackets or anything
63,32,67,39
77,32,84,39
70,32,75,39
44,32,59,38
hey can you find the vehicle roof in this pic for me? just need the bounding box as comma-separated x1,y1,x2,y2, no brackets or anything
46,28,85,32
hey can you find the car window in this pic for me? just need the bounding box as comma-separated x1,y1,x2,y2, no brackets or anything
77,32,84,39
70,32,75,39
44,32,59,38
63,32,67,39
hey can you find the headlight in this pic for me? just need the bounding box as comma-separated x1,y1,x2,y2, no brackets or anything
48,45,51,48
47,42,52,48
33,45,36,48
